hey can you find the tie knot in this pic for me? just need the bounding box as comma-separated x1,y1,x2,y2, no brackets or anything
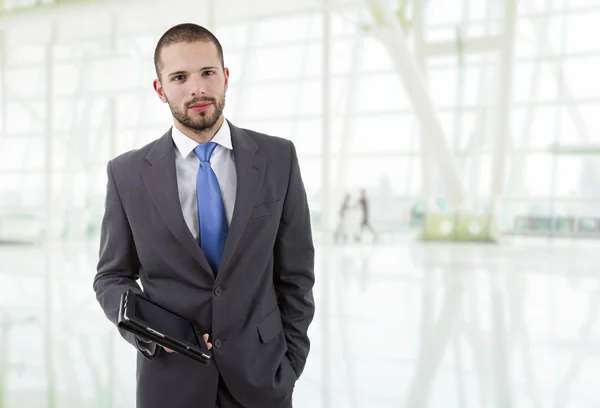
193,142,218,162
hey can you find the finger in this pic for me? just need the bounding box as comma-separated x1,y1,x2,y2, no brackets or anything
163,346,174,353
203,333,213,350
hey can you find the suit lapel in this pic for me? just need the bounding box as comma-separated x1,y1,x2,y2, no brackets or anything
141,130,214,277
219,122,266,276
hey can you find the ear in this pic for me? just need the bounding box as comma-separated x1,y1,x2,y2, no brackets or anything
153,79,168,103
224,67,230,92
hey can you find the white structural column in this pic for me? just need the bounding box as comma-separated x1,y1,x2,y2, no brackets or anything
229,11,255,122
548,0,568,229
366,0,467,207
468,0,495,197
0,314,7,407
521,0,600,189
320,0,332,407
412,0,435,209
208,0,215,30
43,23,56,408
107,13,117,406
108,12,117,160
334,29,363,191
0,29,5,140
504,0,551,197
453,1,471,206
490,0,517,211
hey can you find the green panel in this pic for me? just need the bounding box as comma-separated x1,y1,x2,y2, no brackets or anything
421,212,457,241
421,211,495,242
455,213,492,242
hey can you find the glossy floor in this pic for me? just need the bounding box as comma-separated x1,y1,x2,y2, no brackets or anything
0,236,598,407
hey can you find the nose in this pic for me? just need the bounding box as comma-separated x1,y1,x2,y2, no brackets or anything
190,74,206,97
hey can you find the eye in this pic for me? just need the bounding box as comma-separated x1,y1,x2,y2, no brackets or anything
204,71,215,76
172,74,185,81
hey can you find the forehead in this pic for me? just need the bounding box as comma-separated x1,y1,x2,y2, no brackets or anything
160,41,220,70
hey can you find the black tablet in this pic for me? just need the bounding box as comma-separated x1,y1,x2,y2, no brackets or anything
117,289,211,364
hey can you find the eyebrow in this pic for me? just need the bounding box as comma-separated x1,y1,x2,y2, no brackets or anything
168,67,219,77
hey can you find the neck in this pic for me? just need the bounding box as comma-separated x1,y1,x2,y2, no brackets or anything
174,115,225,144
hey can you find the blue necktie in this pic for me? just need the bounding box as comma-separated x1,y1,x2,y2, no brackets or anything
193,142,228,274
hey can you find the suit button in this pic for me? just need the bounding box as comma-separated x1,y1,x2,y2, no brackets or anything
214,286,223,296
214,338,223,348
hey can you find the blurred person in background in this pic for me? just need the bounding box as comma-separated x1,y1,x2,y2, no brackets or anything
334,193,352,243
93,23,315,408
356,188,377,243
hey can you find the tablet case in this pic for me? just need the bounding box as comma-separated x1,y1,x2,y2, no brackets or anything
117,290,211,364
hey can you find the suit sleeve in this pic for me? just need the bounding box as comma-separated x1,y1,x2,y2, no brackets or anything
93,160,160,359
273,141,316,378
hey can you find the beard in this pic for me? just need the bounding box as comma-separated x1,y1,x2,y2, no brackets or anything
167,93,226,132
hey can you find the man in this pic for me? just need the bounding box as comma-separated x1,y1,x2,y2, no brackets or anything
93,23,315,408
356,188,376,243
334,193,351,244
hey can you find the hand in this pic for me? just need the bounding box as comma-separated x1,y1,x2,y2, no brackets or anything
162,333,212,353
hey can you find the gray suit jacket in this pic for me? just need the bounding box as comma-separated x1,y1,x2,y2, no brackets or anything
93,121,315,408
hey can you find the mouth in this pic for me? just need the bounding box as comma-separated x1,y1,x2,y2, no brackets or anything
188,101,213,112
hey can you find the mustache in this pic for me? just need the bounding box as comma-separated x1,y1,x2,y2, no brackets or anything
186,97,217,108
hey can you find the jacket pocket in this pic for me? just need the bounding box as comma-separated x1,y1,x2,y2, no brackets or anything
257,307,283,343
251,200,282,219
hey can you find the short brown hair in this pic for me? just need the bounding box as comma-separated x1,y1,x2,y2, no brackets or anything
154,23,224,80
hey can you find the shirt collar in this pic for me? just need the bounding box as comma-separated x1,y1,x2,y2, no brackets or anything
171,118,233,158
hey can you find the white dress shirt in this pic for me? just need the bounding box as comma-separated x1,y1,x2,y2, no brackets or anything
171,119,237,240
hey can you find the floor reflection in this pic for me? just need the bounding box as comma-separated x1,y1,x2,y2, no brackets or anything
1,236,600,407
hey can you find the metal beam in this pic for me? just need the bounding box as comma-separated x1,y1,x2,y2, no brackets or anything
0,0,355,28
423,35,504,57
0,0,116,18
548,143,600,155
0,0,148,29
366,0,467,206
